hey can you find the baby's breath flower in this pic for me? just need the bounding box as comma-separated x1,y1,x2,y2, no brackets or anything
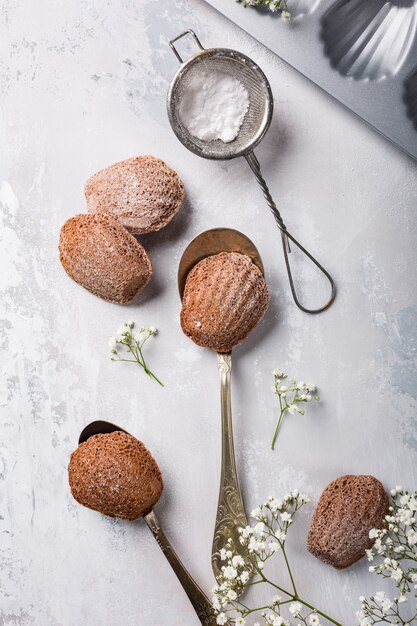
289,602,302,616
275,529,286,542
251,507,263,520
357,488,417,624
220,548,228,561
268,541,280,553
270,368,320,449
211,490,339,626
253,0,291,18
240,570,250,584
109,321,163,386
223,565,238,580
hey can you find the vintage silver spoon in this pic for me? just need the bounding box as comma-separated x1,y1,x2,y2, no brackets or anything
77,420,217,626
178,228,264,580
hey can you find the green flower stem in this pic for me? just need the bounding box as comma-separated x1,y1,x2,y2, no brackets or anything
110,323,163,386
297,597,344,626
270,396,286,450
240,605,275,617
251,554,343,626
263,577,343,626
281,544,297,596
251,568,343,626
213,492,342,625
270,372,319,449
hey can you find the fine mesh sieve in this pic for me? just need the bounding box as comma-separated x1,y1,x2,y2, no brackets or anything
168,30,336,314
168,43,272,160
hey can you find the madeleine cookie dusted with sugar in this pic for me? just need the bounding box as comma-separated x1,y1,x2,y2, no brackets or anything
307,475,389,569
59,213,152,304
180,251,270,353
68,431,163,520
85,156,184,235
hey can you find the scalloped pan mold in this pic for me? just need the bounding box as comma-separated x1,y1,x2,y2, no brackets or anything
322,0,416,80
405,67,417,129
204,0,417,159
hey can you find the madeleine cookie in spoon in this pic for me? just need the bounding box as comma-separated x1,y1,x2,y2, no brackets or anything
180,251,270,353
69,430,163,520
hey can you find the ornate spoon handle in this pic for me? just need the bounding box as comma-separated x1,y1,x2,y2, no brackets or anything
211,353,249,580
144,510,217,625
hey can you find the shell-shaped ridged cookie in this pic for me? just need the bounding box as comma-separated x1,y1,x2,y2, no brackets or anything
180,252,270,353
68,431,163,521
307,475,389,569
85,155,185,234
59,213,152,304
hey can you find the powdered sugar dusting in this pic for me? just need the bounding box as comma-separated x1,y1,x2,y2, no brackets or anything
179,70,249,142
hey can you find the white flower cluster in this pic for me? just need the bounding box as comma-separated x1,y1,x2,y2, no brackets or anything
212,491,335,626
271,370,319,449
108,321,163,386
356,488,417,626
238,0,291,21
273,370,318,413
109,320,157,352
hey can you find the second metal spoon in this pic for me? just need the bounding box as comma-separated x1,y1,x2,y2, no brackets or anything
78,420,217,626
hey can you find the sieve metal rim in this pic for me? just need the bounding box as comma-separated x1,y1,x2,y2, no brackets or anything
167,47,274,161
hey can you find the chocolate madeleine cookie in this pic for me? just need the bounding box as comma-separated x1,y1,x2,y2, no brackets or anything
180,251,270,353
59,213,152,304
85,155,184,235
307,474,389,569
68,431,163,520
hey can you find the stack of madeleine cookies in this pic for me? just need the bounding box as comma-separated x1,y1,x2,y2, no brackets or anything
59,156,184,304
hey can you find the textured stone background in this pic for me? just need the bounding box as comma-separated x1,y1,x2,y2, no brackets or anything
1,1,417,624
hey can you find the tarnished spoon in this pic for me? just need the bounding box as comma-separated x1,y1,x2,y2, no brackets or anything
77,420,217,626
178,228,264,580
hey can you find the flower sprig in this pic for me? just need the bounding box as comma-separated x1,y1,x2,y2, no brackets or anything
109,321,163,386
271,370,319,450
212,491,342,626
238,0,291,22
357,487,417,625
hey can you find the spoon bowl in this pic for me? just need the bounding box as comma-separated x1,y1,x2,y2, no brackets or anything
75,420,217,625
78,420,127,444
178,227,264,299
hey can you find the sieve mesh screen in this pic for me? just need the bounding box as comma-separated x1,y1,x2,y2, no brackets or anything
168,50,273,160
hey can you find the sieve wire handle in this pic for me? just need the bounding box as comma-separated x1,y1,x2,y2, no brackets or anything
245,151,336,314
169,30,205,64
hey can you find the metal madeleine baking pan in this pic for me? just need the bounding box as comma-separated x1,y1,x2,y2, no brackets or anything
204,0,417,161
